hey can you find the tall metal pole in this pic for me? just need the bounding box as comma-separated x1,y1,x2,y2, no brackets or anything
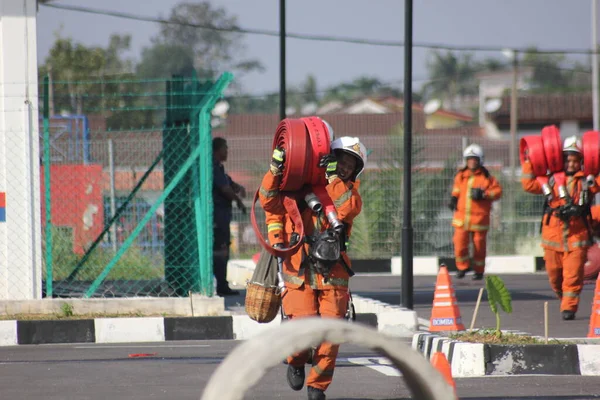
593,0,599,130
279,0,286,121
401,0,414,310
509,51,518,244
108,139,118,253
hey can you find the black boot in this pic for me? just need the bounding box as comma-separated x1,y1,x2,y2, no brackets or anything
562,310,576,321
472,273,484,281
455,270,466,279
307,386,326,400
286,365,305,391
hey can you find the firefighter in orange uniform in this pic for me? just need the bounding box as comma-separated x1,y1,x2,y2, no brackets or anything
258,136,365,400
522,136,600,320
449,144,502,280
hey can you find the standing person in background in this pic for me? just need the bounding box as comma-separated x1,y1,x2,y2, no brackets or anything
448,144,502,280
212,137,246,296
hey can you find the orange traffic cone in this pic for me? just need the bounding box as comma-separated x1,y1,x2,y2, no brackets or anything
588,274,600,338
429,264,465,332
431,351,456,394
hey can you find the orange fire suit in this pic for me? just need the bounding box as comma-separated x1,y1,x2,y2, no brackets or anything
521,161,600,312
258,171,362,392
451,167,502,273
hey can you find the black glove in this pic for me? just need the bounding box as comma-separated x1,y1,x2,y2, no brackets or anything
448,196,458,211
319,154,338,182
471,188,485,200
270,147,285,176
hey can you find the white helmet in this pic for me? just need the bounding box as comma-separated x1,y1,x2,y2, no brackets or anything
563,136,582,156
330,136,367,179
463,143,484,165
321,119,335,143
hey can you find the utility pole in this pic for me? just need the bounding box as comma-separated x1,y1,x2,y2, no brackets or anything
279,0,286,121
593,0,599,130
509,50,518,244
401,0,414,310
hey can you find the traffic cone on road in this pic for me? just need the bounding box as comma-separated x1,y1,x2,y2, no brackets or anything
429,264,465,332
431,351,456,394
587,274,600,338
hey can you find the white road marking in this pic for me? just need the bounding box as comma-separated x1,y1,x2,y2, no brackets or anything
345,357,401,377
73,345,211,349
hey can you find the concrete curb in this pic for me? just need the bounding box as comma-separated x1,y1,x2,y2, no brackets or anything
411,332,600,376
0,296,421,346
0,314,378,346
226,255,543,281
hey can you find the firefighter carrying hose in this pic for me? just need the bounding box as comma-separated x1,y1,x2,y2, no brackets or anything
522,136,600,320
448,144,503,280
258,134,365,400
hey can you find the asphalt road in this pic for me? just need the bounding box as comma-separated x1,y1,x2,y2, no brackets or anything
348,273,596,338
1,341,600,400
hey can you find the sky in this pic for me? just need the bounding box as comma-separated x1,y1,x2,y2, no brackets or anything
36,0,596,96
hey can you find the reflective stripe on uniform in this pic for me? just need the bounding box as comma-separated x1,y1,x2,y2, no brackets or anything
259,186,279,198
312,364,334,377
282,273,304,285
456,255,470,263
564,292,580,298
542,239,563,249
268,223,284,232
571,240,591,248
322,277,349,287
333,189,352,208
469,224,489,231
452,218,464,227
521,173,536,179
473,260,485,266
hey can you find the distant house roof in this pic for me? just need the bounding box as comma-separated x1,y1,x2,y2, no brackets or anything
487,92,593,124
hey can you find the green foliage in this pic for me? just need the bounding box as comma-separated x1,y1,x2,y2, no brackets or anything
485,275,513,333
44,227,163,281
60,303,74,318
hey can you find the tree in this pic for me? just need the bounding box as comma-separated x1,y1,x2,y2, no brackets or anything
421,50,479,106
137,2,263,82
39,33,134,116
520,47,591,93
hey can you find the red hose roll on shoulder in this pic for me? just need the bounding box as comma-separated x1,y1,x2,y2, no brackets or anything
301,117,331,186
273,118,310,192
520,136,548,177
583,130,600,176
541,125,563,173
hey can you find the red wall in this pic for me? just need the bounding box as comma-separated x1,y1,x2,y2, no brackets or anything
40,165,105,255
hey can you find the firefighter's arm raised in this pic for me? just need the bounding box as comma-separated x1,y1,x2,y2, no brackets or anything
521,160,544,194
258,149,288,245
326,178,362,223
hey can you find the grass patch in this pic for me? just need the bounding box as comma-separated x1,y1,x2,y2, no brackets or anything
43,227,165,281
450,330,573,345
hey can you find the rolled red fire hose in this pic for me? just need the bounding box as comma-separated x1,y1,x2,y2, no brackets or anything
583,130,600,176
541,125,563,174
250,117,332,258
519,136,548,177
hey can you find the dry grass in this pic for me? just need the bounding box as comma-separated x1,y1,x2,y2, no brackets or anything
0,312,181,321
450,330,572,345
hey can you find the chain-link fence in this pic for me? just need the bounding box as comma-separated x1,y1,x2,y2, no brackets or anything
216,112,543,262
2,77,546,300
37,73,232,299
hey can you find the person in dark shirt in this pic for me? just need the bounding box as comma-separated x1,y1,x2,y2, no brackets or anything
213,137,246,296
